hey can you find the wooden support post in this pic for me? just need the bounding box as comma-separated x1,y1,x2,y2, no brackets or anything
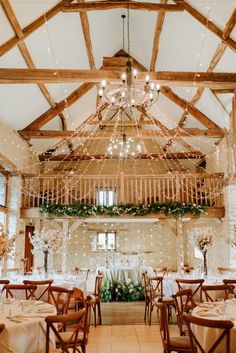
120,172,125,203
176,218,184,272
232,91,236,175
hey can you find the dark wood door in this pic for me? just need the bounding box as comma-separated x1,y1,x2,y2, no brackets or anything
24,225,34,273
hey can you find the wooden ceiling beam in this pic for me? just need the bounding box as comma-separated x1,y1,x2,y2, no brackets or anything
61,2,184,13
39,151,204,161
0,0,73,57
23,82,95,131
161,86,221,130
150,0,167,71
173,0,236,53
212,89,234,94
18,128,224,139
1,68,236,88
79,0,96,69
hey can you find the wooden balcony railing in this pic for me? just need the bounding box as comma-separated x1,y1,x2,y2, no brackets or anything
21,172,225,209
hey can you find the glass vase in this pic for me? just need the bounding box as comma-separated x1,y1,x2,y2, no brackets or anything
203,250,207,277
44,250,49,275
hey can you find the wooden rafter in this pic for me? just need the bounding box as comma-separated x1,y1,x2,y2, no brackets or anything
18,128,224,140
160,86,221,130
0,0,74,151
0,68,236,88
61,2,184,13
0,0,73,57
150,0,167,71
23,83,95,131
163,9,236,151
173,0,236,53
79,0,96,69
39,151,205,161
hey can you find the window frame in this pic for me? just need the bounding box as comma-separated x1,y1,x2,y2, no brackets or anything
95,231,117,252
96,188,116,206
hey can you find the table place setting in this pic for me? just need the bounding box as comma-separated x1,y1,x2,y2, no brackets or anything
194,300,236,323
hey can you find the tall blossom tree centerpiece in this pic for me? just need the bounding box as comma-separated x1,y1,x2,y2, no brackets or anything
29,227,65,274
190,226,215,276
0,223,15,275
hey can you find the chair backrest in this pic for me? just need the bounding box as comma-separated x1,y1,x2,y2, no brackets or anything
142,272,151,300
176,279,204,306
153,267,168,277
217,267,236,274
223,279,236,296
4,284,37,299
46,309,86,353
156,302,171,348
0,280,10,294
148,276,163,301
201,284,234,302
49,286,73,315
23,279,53,301
0,324,5,334
183,313,234,353
172,289,194,336
75,267,90,281
94,274,103,297
182,265,194,273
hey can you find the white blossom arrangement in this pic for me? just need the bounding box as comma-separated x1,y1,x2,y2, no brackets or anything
29,227,64,254
0,223,15,259
190,226,215,253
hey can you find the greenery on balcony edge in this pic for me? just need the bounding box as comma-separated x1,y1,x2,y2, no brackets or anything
40,202,208,217
101,280,145,302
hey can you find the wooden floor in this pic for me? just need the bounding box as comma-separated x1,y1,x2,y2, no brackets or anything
100,301,159,325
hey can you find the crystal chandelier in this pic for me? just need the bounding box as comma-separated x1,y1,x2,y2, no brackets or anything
98,14,161,110
107,133,142,158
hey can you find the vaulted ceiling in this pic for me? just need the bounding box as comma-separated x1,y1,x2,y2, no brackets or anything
0,0,235,172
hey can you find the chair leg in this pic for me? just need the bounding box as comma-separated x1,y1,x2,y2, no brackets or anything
149,305,153,325
97,301,102,325
94,305,97,327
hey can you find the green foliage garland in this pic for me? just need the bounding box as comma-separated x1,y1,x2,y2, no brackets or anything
101,280,145,302
40,202,207,218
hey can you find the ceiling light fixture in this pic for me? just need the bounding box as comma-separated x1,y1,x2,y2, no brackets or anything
98,13,160,110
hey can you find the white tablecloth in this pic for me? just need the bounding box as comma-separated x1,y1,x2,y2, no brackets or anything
0,299,56,353
103,268,142,284
192,301,236,353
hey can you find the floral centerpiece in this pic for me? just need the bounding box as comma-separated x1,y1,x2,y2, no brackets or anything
101,279,144,302
0,223,15,275
190,226,215,276
29,227,65,273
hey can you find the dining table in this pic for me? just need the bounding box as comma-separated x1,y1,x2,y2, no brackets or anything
192,300,236,353
0,298,56,353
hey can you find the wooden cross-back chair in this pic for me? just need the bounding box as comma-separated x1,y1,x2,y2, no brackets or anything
0,324,5,334
223,279,236,296
153,267,168,277
90,273,103,326
23,279,53,302
49,286,73,316
201,284,234,302
176,279,204,306
142,272,151,323
217,267,236,275
157,302,195,353
69,287,85,312
0,280,10,294
4,284,37,300
75,267,90,281
55,297,91,353
183,313,234,353
172,289,194,336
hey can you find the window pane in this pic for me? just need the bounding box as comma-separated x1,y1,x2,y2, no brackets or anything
97,189,116,206
107,233,116,250
0,212,5,225
97,233,106,250
0,173,6,206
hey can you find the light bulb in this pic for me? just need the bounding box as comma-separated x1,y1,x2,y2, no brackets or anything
131,99,135,106
149,92,153,101
121,73,126,82
101,80,106,88
156,83,160,92
98,89,103,97
111,97,115,105
145,75,150,84
121,91,125,98
133,69,138,78
150,83,155,91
